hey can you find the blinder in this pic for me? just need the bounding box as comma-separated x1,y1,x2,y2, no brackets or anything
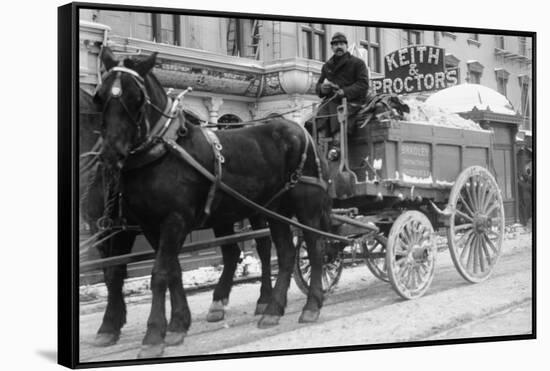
99,65,152,151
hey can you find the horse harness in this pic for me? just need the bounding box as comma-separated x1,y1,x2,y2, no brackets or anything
100,65,328,226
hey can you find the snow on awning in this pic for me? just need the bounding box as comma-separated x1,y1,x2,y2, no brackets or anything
425,83,517,115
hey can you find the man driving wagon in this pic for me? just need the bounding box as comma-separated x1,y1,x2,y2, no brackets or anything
315,32,370,145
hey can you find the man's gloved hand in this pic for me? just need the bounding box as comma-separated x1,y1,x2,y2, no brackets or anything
321,83,333,95
336,89,345,97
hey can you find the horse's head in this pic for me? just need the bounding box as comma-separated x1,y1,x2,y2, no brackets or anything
93,47,159,169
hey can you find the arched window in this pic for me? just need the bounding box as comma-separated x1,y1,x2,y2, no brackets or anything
218,114,243,129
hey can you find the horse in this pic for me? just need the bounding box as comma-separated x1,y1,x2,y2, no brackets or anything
93,47,332,358
79,87,274,349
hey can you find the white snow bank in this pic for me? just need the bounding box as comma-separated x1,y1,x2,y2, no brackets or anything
425,83,517,115
402,97,486,131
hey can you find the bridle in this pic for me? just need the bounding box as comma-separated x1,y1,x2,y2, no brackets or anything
98,65,177,154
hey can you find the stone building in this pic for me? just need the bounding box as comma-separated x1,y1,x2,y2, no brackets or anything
79,9,532,130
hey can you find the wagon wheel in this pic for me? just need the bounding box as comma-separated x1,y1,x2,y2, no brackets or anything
363,234,389,282
386,211,437,300
447,166,505,283
292,232,344,295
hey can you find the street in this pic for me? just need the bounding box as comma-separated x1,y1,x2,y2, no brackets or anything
79,232,532,362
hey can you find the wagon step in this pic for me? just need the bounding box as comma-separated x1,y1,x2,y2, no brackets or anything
330,213,379,233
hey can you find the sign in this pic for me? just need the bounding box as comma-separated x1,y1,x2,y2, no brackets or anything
401,142,431,178
371,45,458,95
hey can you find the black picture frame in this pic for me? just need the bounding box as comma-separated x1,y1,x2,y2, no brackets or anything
58,2,536,368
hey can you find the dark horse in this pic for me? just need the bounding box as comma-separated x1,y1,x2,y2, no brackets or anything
79,88,274,349
93,48,332,358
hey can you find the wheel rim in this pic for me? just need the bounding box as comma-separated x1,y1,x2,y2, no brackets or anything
387,211,436,299
448,167,505,283
364,235,389,282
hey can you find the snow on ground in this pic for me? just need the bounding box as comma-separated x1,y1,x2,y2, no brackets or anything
79,225,531,304
79,251,262,303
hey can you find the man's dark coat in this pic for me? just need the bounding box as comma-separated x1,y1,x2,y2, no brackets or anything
315,51,369,105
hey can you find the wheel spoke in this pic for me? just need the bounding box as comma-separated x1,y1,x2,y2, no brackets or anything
483,233,499,255
481,188,498,214
472,237,480,274
479,236,492,267
484,202,501,218
476,237,485,273
458,193,475,216
466,235,477,271
455,229,474,247
465,180,478,211
477,179,489,212
405,267,414,289
471,176,481,211
454,223,473,233
459,232,474,262
455,209,474,222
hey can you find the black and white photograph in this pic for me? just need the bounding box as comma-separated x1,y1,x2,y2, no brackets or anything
57,1,535,368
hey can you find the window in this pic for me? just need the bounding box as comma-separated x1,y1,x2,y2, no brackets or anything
519,75,531,118
519,36,527,56
445,54,461,83
433,31,440,46
496,35,505,49
360,27,381,73
404,29,422,45
300,23,326,61
467,33,481,47
495,69,510,97
134,13,180,45
155,14,180,45
467,61,484,84
227,18,241,56
521,83,530,117
469,71,481,84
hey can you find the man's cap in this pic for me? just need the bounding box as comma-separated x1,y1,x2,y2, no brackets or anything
330,32,348,45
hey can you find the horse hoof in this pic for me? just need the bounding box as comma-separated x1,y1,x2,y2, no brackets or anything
206,309,225,322
165,331,186,346
257,315,281,329
137,343,165,359
254,303,268,315
298,310,320,323
207,301,226,322
93,332,119,347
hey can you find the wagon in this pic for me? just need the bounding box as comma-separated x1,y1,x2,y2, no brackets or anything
293,98,505,299
80,94,504,302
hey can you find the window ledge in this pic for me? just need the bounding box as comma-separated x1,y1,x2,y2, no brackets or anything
467,39,481,47
442,32,457,40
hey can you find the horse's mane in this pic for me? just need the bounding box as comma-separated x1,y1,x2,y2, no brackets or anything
122,56,203,126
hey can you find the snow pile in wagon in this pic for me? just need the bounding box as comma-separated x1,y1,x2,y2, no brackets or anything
401,97,486,131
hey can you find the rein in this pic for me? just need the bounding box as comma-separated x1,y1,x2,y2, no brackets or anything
163,138,350,243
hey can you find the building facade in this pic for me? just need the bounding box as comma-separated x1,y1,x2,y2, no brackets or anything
79,9,533,131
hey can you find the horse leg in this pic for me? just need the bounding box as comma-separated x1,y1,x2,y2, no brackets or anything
138,214,190,359
297,228,324,323
294,188,331,323
257,220,295,328
164,251,191,347
250,216,272,315
93,231,136,347
206,223,241,322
